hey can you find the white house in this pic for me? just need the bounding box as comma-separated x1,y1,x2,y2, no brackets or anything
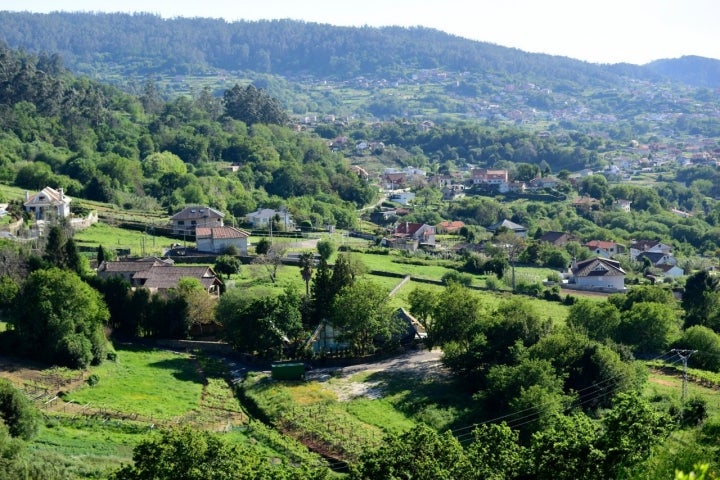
245,208,295,231
636,251,678,267
388,222,436,248
196,226,250,255
471,169,509,188
389,191,416,206
583,240,625,258
570,257,626,292
614,199,632,212
659,264,685,278
24,187,71,220
629,240,672,260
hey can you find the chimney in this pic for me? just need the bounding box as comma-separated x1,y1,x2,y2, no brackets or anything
25,191,29,201
59,187,64,198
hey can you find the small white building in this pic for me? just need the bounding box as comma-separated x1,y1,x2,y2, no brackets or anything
24,187,71,220
245,208,295,231
196,226,250,255
389,191,416,206
570,257,626,292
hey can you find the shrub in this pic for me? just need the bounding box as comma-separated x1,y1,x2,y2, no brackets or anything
670,395,708,428
57,334,93,369
441,271,472,287
516,281,543,297
0,379,40,440
87,374,100,387
486,277,502,291
546,271,562,283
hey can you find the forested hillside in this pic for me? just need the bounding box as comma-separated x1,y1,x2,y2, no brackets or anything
0,43,372,225
1,11,719,142
0,11,644,85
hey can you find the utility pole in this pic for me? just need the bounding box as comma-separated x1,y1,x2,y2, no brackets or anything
671,348,697,424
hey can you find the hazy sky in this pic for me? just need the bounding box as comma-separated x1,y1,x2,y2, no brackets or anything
2,0,718,64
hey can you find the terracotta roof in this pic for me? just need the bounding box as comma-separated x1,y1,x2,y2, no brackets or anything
437,220,465,232
394,222,423,236
196,226,250,239
584,240,620,250
572,257,626,277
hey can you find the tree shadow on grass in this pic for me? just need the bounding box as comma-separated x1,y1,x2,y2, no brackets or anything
147,357,204,384
361,370,476,430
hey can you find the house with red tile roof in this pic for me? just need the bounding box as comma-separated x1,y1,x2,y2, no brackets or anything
196,226,250,255
471,168,509,187
583,240,625,258
436,220,465,234
384,222,436,250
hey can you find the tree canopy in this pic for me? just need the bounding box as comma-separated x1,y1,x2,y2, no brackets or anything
11,268,109,368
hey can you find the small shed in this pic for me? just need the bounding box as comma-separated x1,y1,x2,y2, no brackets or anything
271,362,305,381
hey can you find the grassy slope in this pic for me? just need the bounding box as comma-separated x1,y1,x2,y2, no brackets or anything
64,344,204,421
22,344,322,479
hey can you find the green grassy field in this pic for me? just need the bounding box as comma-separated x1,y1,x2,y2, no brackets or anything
64,344,204,421
21,343,322,479
73,222,179,258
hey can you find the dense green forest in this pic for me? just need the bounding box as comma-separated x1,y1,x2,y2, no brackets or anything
0,43,373,226
1,11,719,132
0,12,651,84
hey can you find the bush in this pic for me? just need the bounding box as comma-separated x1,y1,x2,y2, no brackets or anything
516,281,543,297
57,334,93,369
486,277,502,291
670,395,708,428
441,271,472,287
546,271,562,283
0,379,40,440
87,374,100,387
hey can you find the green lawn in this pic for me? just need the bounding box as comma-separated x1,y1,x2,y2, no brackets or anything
64,344,204,421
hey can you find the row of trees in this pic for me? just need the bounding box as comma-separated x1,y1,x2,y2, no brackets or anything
353,393,671,480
